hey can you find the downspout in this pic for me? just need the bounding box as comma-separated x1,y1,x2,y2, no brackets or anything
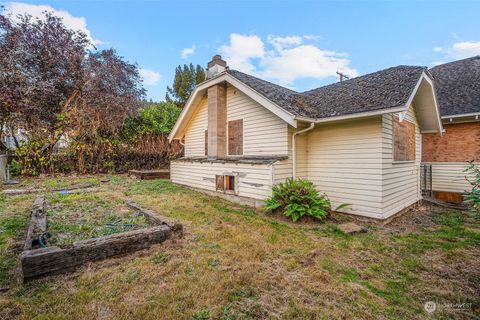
292,122,315,179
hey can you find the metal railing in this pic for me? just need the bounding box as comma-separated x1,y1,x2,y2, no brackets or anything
420,163,433,197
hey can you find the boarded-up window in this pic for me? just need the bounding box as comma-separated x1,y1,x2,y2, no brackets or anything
216,175,236,193
205,130,208,156
215,175,224,191
393,116,416,161
228,119,243,155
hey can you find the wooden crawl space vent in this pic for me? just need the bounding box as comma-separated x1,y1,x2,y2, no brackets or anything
216,174,237,194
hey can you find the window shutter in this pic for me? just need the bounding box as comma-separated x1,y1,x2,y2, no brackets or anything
205,130,208,156
228,119,243,155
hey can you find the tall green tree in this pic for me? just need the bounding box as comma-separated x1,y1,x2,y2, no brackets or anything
166,63,205,107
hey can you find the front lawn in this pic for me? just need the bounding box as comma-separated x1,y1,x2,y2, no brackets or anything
0,175,479,319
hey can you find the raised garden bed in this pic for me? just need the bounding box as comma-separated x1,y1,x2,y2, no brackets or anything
20,194,182,280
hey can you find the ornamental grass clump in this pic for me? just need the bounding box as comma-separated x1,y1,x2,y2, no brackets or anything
265,178,348,222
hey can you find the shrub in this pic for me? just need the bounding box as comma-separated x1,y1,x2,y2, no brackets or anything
463,161,480,213
265,178,347,222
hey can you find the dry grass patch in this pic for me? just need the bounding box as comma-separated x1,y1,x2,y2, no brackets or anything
0,175,479,319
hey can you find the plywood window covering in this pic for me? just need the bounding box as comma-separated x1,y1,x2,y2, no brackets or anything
393,116,416,161
228,119,243,155
204,130,208,156
215,175,224,191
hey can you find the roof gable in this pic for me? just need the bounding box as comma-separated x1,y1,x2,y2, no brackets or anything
168,73,297,141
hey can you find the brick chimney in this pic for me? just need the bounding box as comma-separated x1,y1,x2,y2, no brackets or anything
206,56,227,159
206,55,227,79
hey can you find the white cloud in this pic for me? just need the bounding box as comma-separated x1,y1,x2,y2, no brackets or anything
432,41,480,65
219,33,357,87
219,34,265,73
139,69,161,86
260,45,358,86
4,2,101,46
180,45,196,59
446,41,480,59
267,35,303,51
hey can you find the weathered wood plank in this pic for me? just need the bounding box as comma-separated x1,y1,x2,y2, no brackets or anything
126,200,182,233
2,183,95,195
128,169,170,180
23,197,47,251
21,225,171,279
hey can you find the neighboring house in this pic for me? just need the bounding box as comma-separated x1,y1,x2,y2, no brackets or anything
422,56,480,203
169,55,443,219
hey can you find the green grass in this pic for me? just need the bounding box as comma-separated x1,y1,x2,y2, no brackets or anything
0,175,479,319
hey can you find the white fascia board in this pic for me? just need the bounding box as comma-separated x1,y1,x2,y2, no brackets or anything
404,74,425,108
168,86,202,142
169,73,297,141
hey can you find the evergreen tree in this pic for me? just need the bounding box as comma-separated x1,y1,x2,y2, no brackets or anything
166,63,205,107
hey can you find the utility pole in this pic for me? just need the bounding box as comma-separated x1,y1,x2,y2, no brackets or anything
336,71,350,82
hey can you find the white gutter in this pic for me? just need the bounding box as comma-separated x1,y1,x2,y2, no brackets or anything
292,122,315,179
442,112,480,119
295,105,407,124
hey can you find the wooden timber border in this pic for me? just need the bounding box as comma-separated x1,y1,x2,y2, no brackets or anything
128,169,170,180
20,198,182,280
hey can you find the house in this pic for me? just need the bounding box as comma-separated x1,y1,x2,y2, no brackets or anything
168,55,443,219
422,56,480,203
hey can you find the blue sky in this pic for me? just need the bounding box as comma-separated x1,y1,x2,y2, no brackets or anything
2,1,480,101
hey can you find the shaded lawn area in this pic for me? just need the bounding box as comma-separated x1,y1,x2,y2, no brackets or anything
0,175,479,319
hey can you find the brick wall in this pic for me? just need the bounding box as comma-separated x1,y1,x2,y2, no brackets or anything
422,122,480,162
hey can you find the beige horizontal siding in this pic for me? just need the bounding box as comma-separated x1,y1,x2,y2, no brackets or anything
226,85,288,156
381,105,422,218
184,97,208,157
423,162,477,193
171,160,273,200
306,117,384,218
183,85,289,157
273,126,308,184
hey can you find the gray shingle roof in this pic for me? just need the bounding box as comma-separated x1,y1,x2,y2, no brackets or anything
226,66,426,119
226,69,300,115
429,56,480,117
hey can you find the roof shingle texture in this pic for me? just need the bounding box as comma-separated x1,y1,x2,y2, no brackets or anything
429,56,480,117
226,66,426,119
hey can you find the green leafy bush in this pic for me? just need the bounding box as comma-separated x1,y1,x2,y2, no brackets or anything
265,178,347,222
14,140,49,175
122,102,181,143
464,161,480,213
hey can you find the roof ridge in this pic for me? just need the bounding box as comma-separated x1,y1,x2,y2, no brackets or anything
300,65,426,95
430,55,480,70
